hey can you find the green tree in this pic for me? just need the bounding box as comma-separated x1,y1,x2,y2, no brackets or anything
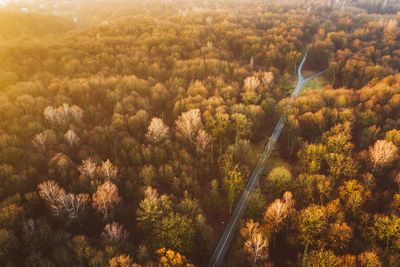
385,129,400,149
136,187,172,233
306,249,342,267
299,204,327,248
266,166,292,197
204,112,229,158
154,213,195,254
338,180,368,215
298,143,326,174
223,165,244,214
231,113,251,149
325,153,358,182
372,214,400,253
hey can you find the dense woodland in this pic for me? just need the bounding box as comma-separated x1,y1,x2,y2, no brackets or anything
0,0,400,266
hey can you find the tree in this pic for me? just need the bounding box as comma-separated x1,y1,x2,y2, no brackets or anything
0,204,24,229
38,180,66,216
176,109,202,142
136,187,172,233
361,126,380,149
154,213,194,253
264,191,294,249
108,254,136,267
146,117,169,143
385,129,400,149
372,214,400,253
0,228,18,264
97,159,118,181
187,80,208,97
78,158,97,180
43,106,56,126
240,220,269,265
325,153,358,181
298,143,326,174
195,129,211,153
204,112,229,158
72,235,106,266
70,105,84,123
223,165,244,214
369,140,398,175
32,132,48,152
246,187,266,220
38,180,89,223
298,204,327,248
156,248,194,267
43,103,83,128
243,76,260,91
242,76,261,104
266,166,292,197
57,193,89,223
92,181,121,220
231,113,251,148
306,249,342,267
102,222,128,247
64,129,79,147
327,222,353,252
357,251,382,267
322,123,353,156
262,72,274,87
338,180,367,215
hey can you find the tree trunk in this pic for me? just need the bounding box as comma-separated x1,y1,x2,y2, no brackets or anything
219,136,223,157
302,241,309,267
211,142,214,164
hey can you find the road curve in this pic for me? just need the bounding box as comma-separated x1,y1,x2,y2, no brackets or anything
208,53,327,267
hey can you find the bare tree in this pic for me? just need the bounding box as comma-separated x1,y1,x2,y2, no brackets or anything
62,103,70,121
33,132,47,152
240,220,269,265
102,222,129,245
43,106,55,125
282,191,295,212
70,105,84,123
264,191,295,249
244,233,268,265
369,140,398,174
64,129,79,147
43,104,83,127
97,159,118,181
176,109,202,142
145,117,169,143
262,72,274,87
92,181,121,220
57,193,89,223
265,199,287,226
78,158,97,179
195,129,211,153
38,180,89,223
244,76,260,91
38,180,66,207
144,186,158,200
55,108,66,125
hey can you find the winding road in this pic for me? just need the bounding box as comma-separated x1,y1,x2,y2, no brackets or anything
208,53,327,267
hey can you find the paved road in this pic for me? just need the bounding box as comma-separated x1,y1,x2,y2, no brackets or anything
208,53,327,267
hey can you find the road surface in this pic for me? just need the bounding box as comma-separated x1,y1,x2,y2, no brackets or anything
208,53,327,267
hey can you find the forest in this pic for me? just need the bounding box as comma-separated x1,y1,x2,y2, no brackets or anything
0,0,400,266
